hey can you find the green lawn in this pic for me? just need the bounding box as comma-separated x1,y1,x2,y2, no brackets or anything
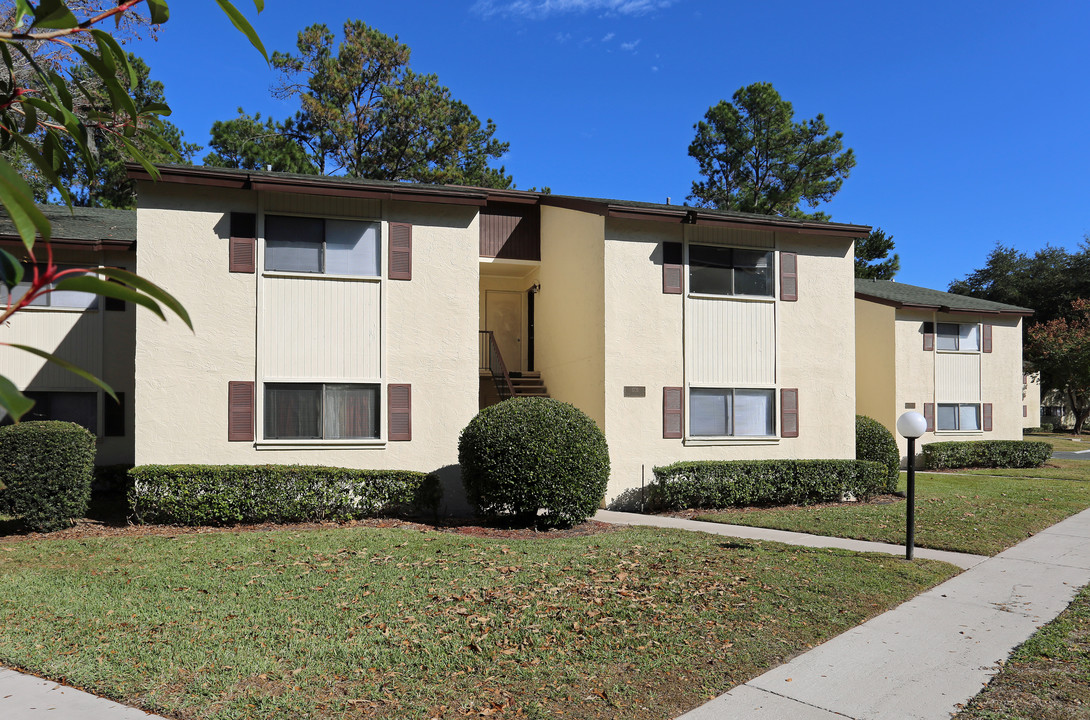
954,583,1090,719
695,471,1090,556
1025,432,1090,452
953,458,1090,482
0,525,956,720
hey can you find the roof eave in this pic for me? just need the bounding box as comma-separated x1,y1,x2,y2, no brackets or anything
855,292,1035,317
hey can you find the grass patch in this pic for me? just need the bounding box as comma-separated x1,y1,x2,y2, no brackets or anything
0,525,956,719
1027,433,1090,452
953,459,1090,482
695,472,1090,556
955,583,1090,719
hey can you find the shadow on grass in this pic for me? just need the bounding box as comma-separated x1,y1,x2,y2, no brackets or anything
0,493,129,537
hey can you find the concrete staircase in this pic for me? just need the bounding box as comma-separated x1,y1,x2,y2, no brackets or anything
508,371,549,398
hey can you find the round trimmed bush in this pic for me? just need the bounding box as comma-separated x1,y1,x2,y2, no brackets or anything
855,415,900,492
458,398,610,528
0,420,95,532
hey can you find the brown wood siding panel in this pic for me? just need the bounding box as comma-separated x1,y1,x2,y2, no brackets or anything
983,324,993,353
228,381,254,442
388,384,412,441
662,242,682,294
983,403,993,431
924,403,935,432
389,223,412,280
480,204,541,260
780,388,799,438
663,387,683,439
779,251,797,301
923,322,934,351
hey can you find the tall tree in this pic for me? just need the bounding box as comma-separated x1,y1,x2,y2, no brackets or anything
688,82,856,219
204,109,317,174
207,20,513,188
855,227,900,280
1026,299,1090,433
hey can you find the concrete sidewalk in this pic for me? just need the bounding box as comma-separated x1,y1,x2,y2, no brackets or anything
595,508,1090,720
0,667,169,719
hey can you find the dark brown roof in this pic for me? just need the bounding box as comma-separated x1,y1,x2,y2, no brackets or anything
128,163,871,239
856,279,1034,316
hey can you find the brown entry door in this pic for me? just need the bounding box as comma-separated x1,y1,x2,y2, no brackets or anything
485,290,522,373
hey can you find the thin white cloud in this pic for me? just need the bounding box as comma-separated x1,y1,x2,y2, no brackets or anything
620,39,641,51
651,65,659,72
602,32,615,42
555,31,573,42
473,0,675,20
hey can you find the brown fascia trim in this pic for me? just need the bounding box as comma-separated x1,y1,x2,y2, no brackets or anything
127,164,489,207
536,196,870,237
855,292,1034,317
0,236,134,252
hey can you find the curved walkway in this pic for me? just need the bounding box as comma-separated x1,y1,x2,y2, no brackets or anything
596,508,1090,720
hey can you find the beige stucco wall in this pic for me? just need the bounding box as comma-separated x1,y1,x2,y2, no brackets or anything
891,308,1025,459
600,220,858,505
1023,371,1041,428
855,298,897,430
535,206,606,429
0,246,135,464
135,185,479,513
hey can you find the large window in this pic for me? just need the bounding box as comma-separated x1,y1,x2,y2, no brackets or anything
0,265,98,309
0,391,97,433
265,215,380,276
936,323,979,352
937,403,980,431
688,245,774,297
264,383,379,440
690,388,775,437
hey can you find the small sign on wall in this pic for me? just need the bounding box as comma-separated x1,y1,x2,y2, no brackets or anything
624,386,646,398
905,402,916,409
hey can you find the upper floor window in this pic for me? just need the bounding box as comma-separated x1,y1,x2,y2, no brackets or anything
264,215,380,277
936,323,979,352
688,245,773,297
0,264,98,309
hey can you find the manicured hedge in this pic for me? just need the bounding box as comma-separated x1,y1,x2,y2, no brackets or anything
922,441,1052,470
129,465,441,525
458,397,610,529
650,459,888,511
856,415,901,492
0,420,95,532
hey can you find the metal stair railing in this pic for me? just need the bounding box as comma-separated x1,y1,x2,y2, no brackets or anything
479,330,515,400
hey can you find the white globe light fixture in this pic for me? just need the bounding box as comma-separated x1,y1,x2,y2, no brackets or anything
896,410,928,560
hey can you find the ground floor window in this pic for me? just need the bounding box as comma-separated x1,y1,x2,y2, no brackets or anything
0,391,98,433
937,403,980,431
264,383,379,440
690,388,775,437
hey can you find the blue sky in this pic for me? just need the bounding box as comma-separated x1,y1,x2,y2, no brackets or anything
138,0,1089,290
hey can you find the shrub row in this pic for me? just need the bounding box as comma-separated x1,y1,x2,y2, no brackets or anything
922,441,1052,470
649,459,888,511
0,421,94,532
129,465,441,525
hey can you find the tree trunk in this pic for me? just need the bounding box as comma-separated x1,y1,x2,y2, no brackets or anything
1070,388,1088,434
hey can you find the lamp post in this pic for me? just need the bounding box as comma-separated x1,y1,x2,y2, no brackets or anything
896,411,927,560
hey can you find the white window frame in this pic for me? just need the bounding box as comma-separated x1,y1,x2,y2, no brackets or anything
263,214,382,279
936,402,981,432
686,244,776,300
936,322,980,353
685,386,779,443
262,381,382,442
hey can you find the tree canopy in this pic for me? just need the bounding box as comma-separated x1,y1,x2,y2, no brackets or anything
688,82,856,219
855,227,900,280
205,19,513,188
1027,299,1090,433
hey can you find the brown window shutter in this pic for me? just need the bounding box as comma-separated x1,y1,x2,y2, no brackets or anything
228,381,254,442
388,383,412,441
779,251,798,302
983,403,993,431
780,388,799,438
229,212,256,273
922,322,935,351
923,403,935,432
1023,404,1028,418
389,223,412,280
662,242,682,294
982,324,993,353
663,387,683,439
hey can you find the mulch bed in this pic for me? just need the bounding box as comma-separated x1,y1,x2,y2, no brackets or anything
0,511,618,544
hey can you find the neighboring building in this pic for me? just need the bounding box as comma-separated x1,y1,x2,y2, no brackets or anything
0,206,136,465
855,279,1033,461
1023,367,1041,430
131,165,869,509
